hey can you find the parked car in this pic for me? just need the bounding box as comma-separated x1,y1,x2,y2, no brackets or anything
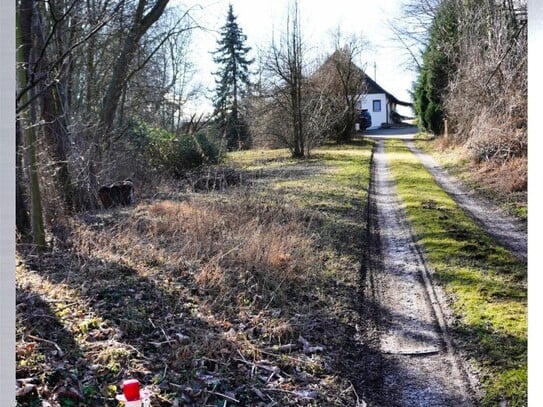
356,109,372,131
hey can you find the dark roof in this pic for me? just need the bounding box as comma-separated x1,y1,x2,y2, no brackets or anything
314,50,413,107
364,75,412,107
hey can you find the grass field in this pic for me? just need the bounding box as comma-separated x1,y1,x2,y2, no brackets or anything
16,137,527,406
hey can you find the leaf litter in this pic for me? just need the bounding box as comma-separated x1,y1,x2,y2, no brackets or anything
16,150,375,406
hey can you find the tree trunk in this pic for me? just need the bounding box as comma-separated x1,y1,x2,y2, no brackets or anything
15,118,31,239
26,103,47,251
19,0,78,214
87,0,170,203
18,0,46,250
40,84,77,212
289,1,304,157
99,0,170,133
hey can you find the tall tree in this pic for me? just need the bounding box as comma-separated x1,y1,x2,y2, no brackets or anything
212,4,253,151
17,0,46,249
414,0,458,134
99,0,170,133
444,0,526,163
259,0,335,157
81,0,170,207
266,0,305,157
16,0,86,215
387,0,442,71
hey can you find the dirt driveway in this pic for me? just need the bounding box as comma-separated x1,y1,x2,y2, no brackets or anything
364,126,527,261
364,126,420,139
362,138,477,406
360,126,526,405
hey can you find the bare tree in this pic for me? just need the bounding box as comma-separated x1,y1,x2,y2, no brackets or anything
15,0,199,248
99,0,170,133
313,31,367,143
387,0,442,71
17,0,46,248
445,0,527,164
261,0,323,157
116,8,199,131
16,0,96,215
400,0,526,188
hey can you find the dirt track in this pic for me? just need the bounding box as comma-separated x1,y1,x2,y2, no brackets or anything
365,126,527,261
361,138,476,406
360,127,527,405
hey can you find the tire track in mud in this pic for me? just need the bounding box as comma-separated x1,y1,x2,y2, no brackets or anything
405,140,527,261
363,139,476,406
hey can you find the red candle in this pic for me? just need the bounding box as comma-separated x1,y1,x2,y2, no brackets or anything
123,379,140,401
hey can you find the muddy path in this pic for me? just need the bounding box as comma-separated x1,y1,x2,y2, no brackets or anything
404,140,527,261
361,139,477,406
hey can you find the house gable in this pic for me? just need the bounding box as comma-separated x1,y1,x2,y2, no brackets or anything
360,75,412,128
364,75,411,107
314,50,413,129
359,93,387,129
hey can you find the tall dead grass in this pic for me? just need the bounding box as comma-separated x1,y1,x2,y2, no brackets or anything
473,155,527,193
74,190,317,315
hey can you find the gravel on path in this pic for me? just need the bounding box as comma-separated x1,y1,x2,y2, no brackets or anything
365,139,477,406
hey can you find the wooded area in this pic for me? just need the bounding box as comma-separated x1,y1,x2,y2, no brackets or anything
16,0,373,250
17,0,195,246
406,0,527,189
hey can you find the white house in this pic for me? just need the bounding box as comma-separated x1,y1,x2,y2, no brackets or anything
313,49,412,131
357,75,412,130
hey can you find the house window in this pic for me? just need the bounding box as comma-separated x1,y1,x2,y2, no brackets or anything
373,100,381,112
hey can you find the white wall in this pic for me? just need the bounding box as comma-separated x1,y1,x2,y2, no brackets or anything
359,93,388,129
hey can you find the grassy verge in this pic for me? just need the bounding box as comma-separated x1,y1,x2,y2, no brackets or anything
385,139,527,406
16,141,374,406
413,135,527,221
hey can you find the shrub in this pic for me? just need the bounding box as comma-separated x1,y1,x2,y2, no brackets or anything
465,110,527,164
127,121,221,177
169,133,220,176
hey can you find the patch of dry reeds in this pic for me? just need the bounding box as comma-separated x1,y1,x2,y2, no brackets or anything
74,190,317,317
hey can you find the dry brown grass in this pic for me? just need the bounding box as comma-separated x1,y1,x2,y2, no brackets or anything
431,134,526,194
416,136,527,220
471,156,527,193
17,145,374,406
73,193,316,317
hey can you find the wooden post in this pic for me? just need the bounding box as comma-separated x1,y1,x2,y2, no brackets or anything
444,119,448,138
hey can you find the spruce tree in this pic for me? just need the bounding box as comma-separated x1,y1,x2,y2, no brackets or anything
212,4,253,151
414,0,458,135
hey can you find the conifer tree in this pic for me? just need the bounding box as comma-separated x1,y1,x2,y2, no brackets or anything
212,4,253,150
414,0,458,135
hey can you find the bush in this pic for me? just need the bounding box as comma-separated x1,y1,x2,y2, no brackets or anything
127,121,221,178
170,133,220,176
465,110,527,164
425,101,444,135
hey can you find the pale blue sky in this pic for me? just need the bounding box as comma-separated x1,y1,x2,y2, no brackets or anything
178,0,418,115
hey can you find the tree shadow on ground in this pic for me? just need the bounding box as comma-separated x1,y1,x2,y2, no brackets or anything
16,139,395,406
18,249,228,406
18,241,393,406
16,284,85,405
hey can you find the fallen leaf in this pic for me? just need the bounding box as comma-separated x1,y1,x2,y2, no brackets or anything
16,383,37,397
